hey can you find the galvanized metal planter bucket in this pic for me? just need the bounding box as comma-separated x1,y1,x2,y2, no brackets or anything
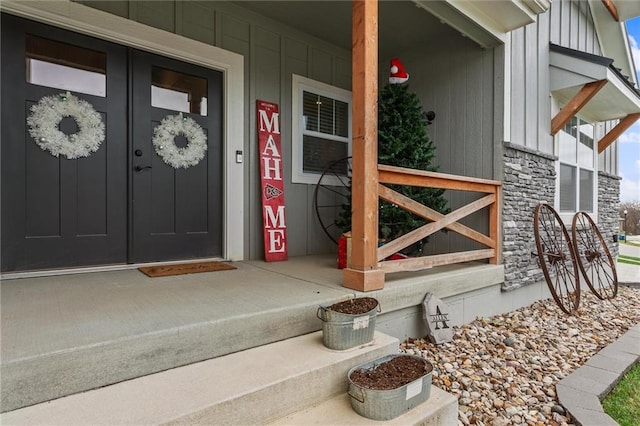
316,297,380,350
347,354,433,421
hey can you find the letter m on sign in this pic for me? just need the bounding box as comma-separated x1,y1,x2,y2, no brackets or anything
257,100,288,261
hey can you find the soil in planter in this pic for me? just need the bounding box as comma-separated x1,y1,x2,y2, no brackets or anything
350,356,433,390
327,297,378,315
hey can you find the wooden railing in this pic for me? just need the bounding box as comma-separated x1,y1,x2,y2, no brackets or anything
344,0,501,291
376,165,502,274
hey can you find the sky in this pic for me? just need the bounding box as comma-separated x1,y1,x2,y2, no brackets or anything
620,18,640,202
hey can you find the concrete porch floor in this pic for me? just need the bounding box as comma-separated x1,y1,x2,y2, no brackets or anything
1,254,504,412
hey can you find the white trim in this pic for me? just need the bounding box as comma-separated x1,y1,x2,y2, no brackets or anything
414,0,548,49
1,0,245,261
291,74,352,185
503,34,512,143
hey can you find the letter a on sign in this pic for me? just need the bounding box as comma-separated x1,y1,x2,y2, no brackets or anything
257,100,288,261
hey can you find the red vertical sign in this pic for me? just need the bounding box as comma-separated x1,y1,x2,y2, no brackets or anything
257,100,288,261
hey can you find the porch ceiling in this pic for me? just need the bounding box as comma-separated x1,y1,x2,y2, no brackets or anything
236,0,551,51
613,0,640,21
612,0,640,22
234,0,460,57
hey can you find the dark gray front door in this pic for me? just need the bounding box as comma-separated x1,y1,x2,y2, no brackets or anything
1,15,224,272
1,14,127,272
130,50,223,263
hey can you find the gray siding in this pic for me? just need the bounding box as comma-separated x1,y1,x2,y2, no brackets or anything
509,0,618,175
80,0,497,260
393,37,496,255
80,0,351,260
509,8,551,153
550,0,602,54
509,0,620,176
508,0,605,156
399,40,495,180
599,121,619,175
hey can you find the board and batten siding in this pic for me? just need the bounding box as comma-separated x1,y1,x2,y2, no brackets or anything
78,0,351,260
508,0,617,175
549,0,619,177
599,121,619,175
80,0,499,259
390,36,497,255
507,0,606,155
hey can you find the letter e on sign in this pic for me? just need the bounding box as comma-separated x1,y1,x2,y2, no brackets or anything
257,100,288,261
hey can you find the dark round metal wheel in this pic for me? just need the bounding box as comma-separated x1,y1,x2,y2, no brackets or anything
533,203,581,314
571,212,618,300
313,157,352,244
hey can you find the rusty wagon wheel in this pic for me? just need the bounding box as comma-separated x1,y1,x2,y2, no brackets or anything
533,203,581,314
571,212,618,300
313,156,352,244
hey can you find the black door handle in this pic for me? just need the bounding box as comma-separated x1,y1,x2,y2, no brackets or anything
135,165,152,172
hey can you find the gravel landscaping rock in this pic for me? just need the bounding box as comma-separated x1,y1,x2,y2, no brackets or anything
400,286,640,426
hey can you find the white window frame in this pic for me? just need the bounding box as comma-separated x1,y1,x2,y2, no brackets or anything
291,74,351,185
554,116,599,224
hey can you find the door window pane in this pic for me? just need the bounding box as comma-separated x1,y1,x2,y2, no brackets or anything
151,67,207,115
26,35,106,97
579,169,594,212
560,164,576,212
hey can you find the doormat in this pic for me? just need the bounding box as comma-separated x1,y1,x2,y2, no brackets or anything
138,261,237,277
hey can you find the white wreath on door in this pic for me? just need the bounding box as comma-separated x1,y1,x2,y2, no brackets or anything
152,113,207,169
26,91,105,159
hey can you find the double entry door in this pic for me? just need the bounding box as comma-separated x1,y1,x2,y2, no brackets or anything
1,14,223,272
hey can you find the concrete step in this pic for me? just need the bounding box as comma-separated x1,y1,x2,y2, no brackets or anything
271,387,458,426
1,258,353,413
2,259,503,413
1,331,399,425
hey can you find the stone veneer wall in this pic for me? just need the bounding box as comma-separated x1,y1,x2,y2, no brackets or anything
597,171,620,259
502,142,557,291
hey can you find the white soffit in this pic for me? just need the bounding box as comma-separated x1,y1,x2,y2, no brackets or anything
589,0,637,82
414,0,550,48
550,45,640,123
616,1,640,21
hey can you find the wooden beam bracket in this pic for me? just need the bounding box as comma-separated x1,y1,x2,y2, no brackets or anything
551,80,607,136
601,0,619,21
598,113,640,153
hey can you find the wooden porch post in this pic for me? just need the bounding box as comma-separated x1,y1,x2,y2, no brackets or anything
343,0,385,291
489,186,501,264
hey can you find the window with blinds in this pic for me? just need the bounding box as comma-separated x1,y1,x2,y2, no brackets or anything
292,75,351,184
558,116,596,214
